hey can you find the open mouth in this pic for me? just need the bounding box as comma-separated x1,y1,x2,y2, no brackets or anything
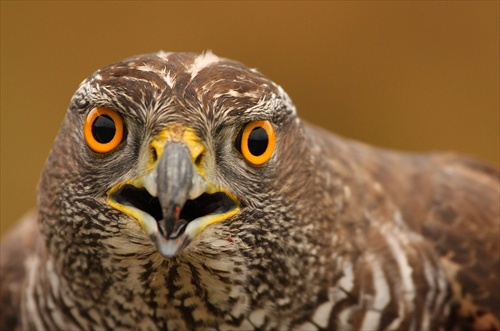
111,184,237,238
106,136,241,258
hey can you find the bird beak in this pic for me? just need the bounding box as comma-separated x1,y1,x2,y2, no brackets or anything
107,125,240,257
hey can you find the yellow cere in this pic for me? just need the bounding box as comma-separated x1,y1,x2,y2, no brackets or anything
148,125,206,178
182,129,206,177
148,130,169,172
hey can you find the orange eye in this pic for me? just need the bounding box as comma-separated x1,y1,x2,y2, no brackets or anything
84,107,124,153
235,120,276,165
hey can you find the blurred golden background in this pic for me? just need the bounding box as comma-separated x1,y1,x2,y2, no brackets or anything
1,2,498,237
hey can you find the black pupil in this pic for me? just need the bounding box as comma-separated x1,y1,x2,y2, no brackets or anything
92,115,116,143
247,127,268,156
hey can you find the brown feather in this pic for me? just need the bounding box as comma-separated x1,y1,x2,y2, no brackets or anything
2,52,499,330
307,122,500,328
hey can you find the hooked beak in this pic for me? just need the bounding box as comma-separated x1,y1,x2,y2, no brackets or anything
107,125,240,257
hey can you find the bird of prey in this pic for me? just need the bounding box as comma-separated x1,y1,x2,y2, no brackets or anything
1,51,499,331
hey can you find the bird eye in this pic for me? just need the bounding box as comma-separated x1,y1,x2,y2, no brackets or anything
235,120,276,165
84,107,124,153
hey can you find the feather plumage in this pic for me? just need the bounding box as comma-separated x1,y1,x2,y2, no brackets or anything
1,52,498,330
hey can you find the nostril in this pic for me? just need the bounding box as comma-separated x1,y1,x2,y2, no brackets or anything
194,152,204,167
151,147,158,162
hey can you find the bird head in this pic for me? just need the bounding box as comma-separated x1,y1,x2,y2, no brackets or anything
38,52,315,261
